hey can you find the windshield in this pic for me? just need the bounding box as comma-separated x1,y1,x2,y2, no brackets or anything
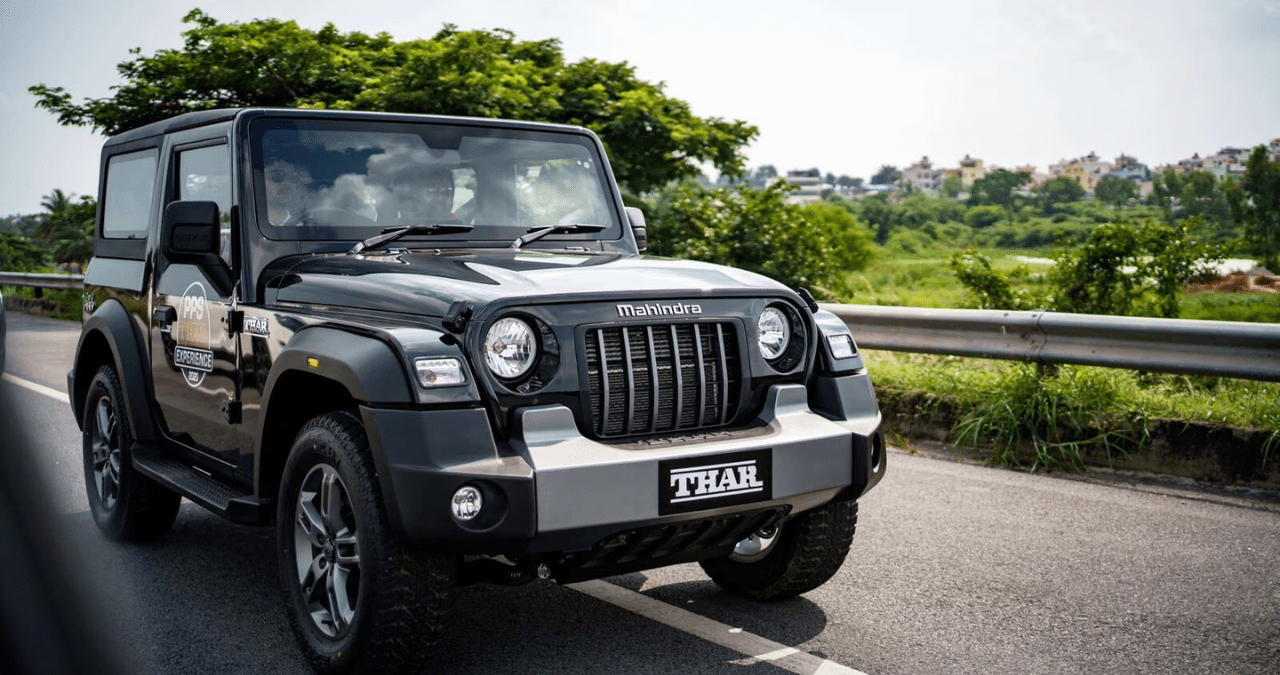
249,117,621,244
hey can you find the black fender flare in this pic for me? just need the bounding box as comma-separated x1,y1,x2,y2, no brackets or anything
71,299,159,442
259,326,414,411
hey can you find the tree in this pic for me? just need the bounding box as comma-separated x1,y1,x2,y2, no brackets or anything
1225,145,1280,270
1094,175,1138,208
836,175,863,190
1036,176,1086,214
940,173,964,199
0,232,44,272
968,169,1031,212
870,165,900,186
30,10,756,195
949,249,1041,310
646,181,872,299
34,189,96,266
1048,218,1228,318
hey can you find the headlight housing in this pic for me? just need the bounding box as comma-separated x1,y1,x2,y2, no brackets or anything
757,307,790,360
484,316,538,379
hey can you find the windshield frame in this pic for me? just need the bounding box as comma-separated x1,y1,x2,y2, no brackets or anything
246,113,625,247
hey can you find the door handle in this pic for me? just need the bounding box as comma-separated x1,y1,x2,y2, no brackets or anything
153,305,177,325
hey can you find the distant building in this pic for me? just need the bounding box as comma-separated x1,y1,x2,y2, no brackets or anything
900,156,942,193
1049,151,1113,193
1107,153,1152,182
782,169,824,205
1012,164,1048,188
1270,138,1280,162
958,155,986,186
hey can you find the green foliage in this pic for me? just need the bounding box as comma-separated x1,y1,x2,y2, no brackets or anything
940,173,964,198
646,181,873,299
1049,218,1230,318
1225,146,1280,270
1150,169,1236,241
870,165,900,185
952,363,1147,472
1180,292,1280,323
1036,176,1086,214
0,232,45,271
30,10,756,195
964,204,1005,229
36,190,96,266
968,169,1031,211
948,249,1042,310
1094,175,1138,208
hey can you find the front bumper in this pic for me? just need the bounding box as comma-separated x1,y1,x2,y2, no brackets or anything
360,373,883,561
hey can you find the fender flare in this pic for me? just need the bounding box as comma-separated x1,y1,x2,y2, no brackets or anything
71,299,160,442
259,326,414,411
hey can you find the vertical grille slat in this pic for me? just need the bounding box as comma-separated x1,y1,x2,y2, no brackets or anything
584,321,740,439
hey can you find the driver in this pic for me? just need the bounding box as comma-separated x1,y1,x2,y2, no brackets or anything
263,160,313,226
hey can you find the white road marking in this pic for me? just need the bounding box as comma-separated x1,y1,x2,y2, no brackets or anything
2,372,70,404
569,579,869,675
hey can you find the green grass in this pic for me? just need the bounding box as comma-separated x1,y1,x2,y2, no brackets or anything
846,246,1055,308
865,349,1280,470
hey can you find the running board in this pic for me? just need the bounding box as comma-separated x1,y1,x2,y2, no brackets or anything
131,448,270,526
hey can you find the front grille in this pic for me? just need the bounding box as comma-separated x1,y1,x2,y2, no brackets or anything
583,322,741,438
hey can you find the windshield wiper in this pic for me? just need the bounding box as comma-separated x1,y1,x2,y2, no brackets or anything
350,223,475,254
510,223,607,249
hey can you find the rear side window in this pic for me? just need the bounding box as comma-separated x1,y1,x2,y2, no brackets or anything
102,149,159,239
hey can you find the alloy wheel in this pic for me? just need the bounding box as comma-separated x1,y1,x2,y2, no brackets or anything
293,464,361,637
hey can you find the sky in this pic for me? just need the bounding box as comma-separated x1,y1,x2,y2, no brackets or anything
1,0,1278,216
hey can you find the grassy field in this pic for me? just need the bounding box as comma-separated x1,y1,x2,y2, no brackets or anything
847,244,1280,322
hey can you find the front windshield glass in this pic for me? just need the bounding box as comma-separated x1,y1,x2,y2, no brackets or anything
250,117,620,243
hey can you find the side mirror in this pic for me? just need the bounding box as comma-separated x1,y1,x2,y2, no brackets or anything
625,206,648,252
162,201,234,296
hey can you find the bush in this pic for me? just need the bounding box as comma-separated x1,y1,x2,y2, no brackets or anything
647,181,873,299
965,204,1006,229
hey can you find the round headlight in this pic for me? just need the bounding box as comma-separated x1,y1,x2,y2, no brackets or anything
757,307,790,360
484,317,538,379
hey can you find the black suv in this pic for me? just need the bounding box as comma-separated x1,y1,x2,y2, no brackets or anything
70,108,885,674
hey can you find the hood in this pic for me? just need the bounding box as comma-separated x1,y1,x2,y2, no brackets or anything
267,248,790,318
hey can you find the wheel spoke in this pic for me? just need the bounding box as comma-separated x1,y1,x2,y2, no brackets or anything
296,500,326,547
333,531,360,565
326,568,347,632
321,470,343,531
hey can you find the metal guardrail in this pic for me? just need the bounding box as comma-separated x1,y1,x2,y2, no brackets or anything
821,303,1280,382
0,272,84,298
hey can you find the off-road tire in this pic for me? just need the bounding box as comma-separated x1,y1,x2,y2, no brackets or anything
277,410,455,675
82,365,181,541
700,500,858,601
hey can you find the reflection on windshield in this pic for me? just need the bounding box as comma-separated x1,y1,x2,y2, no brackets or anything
254,123,616,238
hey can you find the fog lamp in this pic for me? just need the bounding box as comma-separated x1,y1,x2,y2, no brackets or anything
451,486,483,521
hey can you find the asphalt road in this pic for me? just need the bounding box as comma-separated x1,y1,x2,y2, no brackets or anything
2,311,1278,674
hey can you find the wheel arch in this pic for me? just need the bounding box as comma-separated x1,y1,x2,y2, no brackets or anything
253,326,413,515
71,299,159,442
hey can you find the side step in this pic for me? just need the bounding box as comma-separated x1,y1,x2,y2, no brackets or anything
132,449,271,526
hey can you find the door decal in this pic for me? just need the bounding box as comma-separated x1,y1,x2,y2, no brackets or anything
174,281,213,387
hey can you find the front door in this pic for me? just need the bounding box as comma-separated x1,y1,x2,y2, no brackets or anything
150,141,241,469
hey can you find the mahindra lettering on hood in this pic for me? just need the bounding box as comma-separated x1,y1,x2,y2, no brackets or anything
70,107,884,674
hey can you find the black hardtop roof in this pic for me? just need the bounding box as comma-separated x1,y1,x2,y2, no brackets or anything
103,107,592,147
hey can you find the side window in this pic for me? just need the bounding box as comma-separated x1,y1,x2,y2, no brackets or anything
177,144,232,265
102,149,159,239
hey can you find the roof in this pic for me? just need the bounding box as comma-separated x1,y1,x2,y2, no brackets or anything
105,107,594,147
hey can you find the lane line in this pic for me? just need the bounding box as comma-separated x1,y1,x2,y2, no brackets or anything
1,373,70,404
569,579,869,675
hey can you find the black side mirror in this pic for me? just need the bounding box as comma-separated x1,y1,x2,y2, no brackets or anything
625,206,647,252
162,201,234,295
